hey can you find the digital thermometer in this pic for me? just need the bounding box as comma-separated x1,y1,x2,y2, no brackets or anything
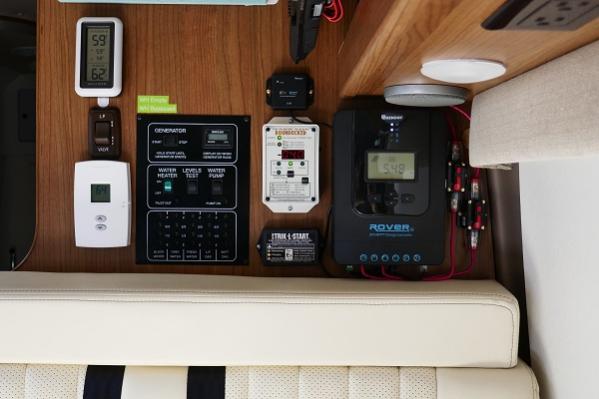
74,161,131,248
75,17,123,99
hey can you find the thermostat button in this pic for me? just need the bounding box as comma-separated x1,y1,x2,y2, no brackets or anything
95,224,107,231
95,215,107,222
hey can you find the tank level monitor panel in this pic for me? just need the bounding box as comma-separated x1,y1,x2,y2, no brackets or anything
136,115,250,265
262,117,319,213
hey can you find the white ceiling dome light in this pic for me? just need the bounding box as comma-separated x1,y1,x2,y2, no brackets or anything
421,59,506,84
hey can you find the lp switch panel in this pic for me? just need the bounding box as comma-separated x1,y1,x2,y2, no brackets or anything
136,115,250,265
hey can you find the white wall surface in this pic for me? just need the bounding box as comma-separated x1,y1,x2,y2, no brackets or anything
520,157,599,399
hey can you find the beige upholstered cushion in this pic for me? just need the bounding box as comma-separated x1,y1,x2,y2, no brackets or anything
0,272,519,368
469,40,599,167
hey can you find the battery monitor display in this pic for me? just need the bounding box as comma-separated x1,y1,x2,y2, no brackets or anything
367,152,416,181
281,149,305,160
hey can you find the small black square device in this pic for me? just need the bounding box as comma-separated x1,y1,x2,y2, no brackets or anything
266,74,314,110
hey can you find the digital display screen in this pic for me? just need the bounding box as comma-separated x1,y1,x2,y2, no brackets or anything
281,150,305,160
85,27,111,83
208,132,229,142
91,184,111,203
367,152,416,181
203,127,233,148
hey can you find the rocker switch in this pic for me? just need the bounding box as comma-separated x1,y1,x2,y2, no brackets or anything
94,122,111,146
88,107,121,159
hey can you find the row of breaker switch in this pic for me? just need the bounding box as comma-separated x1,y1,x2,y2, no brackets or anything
147,211,236,262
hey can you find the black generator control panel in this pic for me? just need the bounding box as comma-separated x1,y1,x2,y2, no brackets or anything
136,115,250,265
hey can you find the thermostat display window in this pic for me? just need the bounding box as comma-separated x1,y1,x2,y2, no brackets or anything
366,152,416,181
91,184,111,203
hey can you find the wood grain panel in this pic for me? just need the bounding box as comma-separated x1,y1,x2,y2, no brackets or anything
340,0,599,97
23,0,494,280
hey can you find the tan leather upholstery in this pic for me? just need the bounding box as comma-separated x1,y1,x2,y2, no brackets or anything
0,363,539,399
0,272,519,368
469,39,599,167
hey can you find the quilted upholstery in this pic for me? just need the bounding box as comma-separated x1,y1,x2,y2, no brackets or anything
0,364,539,399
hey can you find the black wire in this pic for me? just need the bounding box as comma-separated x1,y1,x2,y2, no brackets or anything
289,111,333,130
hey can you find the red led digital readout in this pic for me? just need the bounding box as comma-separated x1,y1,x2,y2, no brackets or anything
281,150,305,160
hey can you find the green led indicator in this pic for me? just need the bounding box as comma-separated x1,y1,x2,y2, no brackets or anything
288,161,293,166
277,135,282,140
164,180,173,193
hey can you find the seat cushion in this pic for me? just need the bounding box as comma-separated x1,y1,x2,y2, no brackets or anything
0,272,519,368
0,363,539,399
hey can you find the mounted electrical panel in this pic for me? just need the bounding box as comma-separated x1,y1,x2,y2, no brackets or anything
136,115,250,264
333,108,449,266
262,117,319,213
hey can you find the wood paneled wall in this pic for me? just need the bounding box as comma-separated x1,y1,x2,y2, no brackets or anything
340,0,599,98
23,0,494,279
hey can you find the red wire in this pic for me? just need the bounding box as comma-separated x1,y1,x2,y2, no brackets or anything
424,212,457,281
449,106,481,184
324,0,344,23
360,265,386,280
454,249,477,277
380,266,404,280
450,105,471,122
445,111,458,142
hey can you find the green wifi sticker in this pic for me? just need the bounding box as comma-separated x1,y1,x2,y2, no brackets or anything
137,95,178,114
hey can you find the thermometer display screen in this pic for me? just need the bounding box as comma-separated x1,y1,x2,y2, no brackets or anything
91,184,111,203
86,27,111,82
80,22,114,88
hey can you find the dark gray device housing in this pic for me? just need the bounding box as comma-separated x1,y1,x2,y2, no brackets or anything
332,107,449,266
266,74,314,110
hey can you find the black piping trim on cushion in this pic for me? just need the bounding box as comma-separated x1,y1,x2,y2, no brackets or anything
187,366,226,399
83,365,125,399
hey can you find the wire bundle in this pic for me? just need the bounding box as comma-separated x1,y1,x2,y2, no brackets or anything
323,0,344,23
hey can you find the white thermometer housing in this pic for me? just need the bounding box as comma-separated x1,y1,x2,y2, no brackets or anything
74,161,131,248
75,17,123,98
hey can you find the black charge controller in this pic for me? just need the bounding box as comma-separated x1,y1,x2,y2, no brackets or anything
136,115,250,264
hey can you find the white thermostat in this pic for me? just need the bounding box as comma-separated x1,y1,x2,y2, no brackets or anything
262,117,319,213
74,161,131,248
75,17,123,99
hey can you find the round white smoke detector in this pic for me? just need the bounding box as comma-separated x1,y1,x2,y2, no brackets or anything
421,59,506,84
384,84,469,107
